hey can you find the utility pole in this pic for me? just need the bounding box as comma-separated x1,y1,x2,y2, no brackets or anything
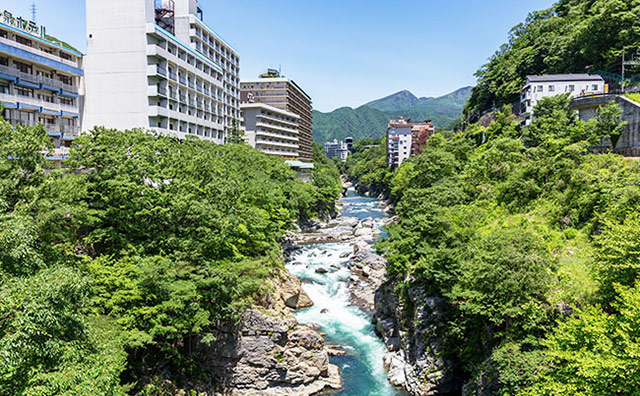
30,3,37,22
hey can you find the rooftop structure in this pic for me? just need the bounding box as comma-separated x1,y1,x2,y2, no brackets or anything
0,9,83,164
241,69,313,162
83,0,240,143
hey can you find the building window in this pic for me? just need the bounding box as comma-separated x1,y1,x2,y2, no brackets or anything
548,85,555,92
0,82,9,94
58,74,72,85
0,30,7,38
537,85,544,92
592,84,599,91
0,57,7,66
16,86,34,97
59,97,74,106
38,93,55,103
60,52,72,61
15,35,32,47
14,61,32,74
567,85,575,92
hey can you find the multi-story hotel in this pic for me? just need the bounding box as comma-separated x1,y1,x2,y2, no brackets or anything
386,118,434,168
241,100,300,161
324,139,349,162
0,10,83,162
241,69,313,162
83,0,240,144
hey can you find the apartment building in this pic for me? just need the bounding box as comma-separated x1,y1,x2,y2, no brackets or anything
240,69,313,162
241,101,300,160
83,0,240,144
324,139,349,162
0,10,82,162
386,118,434,168
387,118,413,168
520,74,605,125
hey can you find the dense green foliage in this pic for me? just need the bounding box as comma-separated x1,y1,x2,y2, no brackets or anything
342,137,392,197
313,87,471,143
465,0,640,119
343,95,640,394
0,124,340,395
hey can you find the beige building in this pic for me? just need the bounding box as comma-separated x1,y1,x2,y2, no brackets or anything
241,101,299,161
240,69,313,162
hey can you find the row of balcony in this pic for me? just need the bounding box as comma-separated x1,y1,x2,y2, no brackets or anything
5,118,79,134
0,36,80,69
0,92,78,113
0,64,78,93
255,129,299,142
255,137,299,150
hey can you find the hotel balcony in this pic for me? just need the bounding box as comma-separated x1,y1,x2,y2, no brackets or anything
0,36,80,69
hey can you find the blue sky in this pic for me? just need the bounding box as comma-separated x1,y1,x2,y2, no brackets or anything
0,0,556,111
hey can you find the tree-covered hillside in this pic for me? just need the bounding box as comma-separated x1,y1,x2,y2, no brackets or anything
346,96,637,394
465,0,640,119
313,87,472,143
0,122,341,395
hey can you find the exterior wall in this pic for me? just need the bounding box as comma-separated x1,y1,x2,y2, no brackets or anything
387,125,412,168
0,10,83,163
83,0,236,144
521,77,605,125
411,122,435,156
571,95,640,156
240,76,313,162
241,103,299,160
324,139,349,162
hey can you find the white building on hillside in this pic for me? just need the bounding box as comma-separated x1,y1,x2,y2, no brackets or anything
520,74,605,125
0,9,83,164
324,139,349,162
83,0,240,144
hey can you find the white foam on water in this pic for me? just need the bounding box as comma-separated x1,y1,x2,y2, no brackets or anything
286,241,400,395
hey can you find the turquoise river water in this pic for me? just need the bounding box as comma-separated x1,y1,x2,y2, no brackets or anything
286,189,408,396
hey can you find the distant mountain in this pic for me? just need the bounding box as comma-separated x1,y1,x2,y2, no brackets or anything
313,86,472,143
365,90,422,112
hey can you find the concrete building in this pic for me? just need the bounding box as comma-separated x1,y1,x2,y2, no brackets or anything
83,0,240,144
571,94,640,157
521,74,605,125
387,118,413,168
411,121,435,156
0,9,83,162
241,102,300,161
241,69,313,162
324,139,349,162
345,136,353,152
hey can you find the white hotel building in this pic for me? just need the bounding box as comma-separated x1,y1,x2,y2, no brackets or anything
83,0,240,143
520,74,605,125
241,101,300,161
0,10,82,162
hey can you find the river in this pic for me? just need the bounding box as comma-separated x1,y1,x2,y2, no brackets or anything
286,188,408,396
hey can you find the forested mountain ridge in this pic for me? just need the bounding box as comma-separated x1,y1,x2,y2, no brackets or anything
313,87,472,143
465,0,640,119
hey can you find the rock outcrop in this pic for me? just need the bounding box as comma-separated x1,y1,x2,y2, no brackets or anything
374,281,461,395
207,308,341,396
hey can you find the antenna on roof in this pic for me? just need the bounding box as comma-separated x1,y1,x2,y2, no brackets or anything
30,3,37,22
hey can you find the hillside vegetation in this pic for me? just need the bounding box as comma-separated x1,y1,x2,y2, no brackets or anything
313,87,471,143
347,96,638,394
465,0,640,119
0,123,341,395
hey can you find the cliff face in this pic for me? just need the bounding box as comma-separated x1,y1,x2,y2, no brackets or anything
374,279,461,395
204,271,342,396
